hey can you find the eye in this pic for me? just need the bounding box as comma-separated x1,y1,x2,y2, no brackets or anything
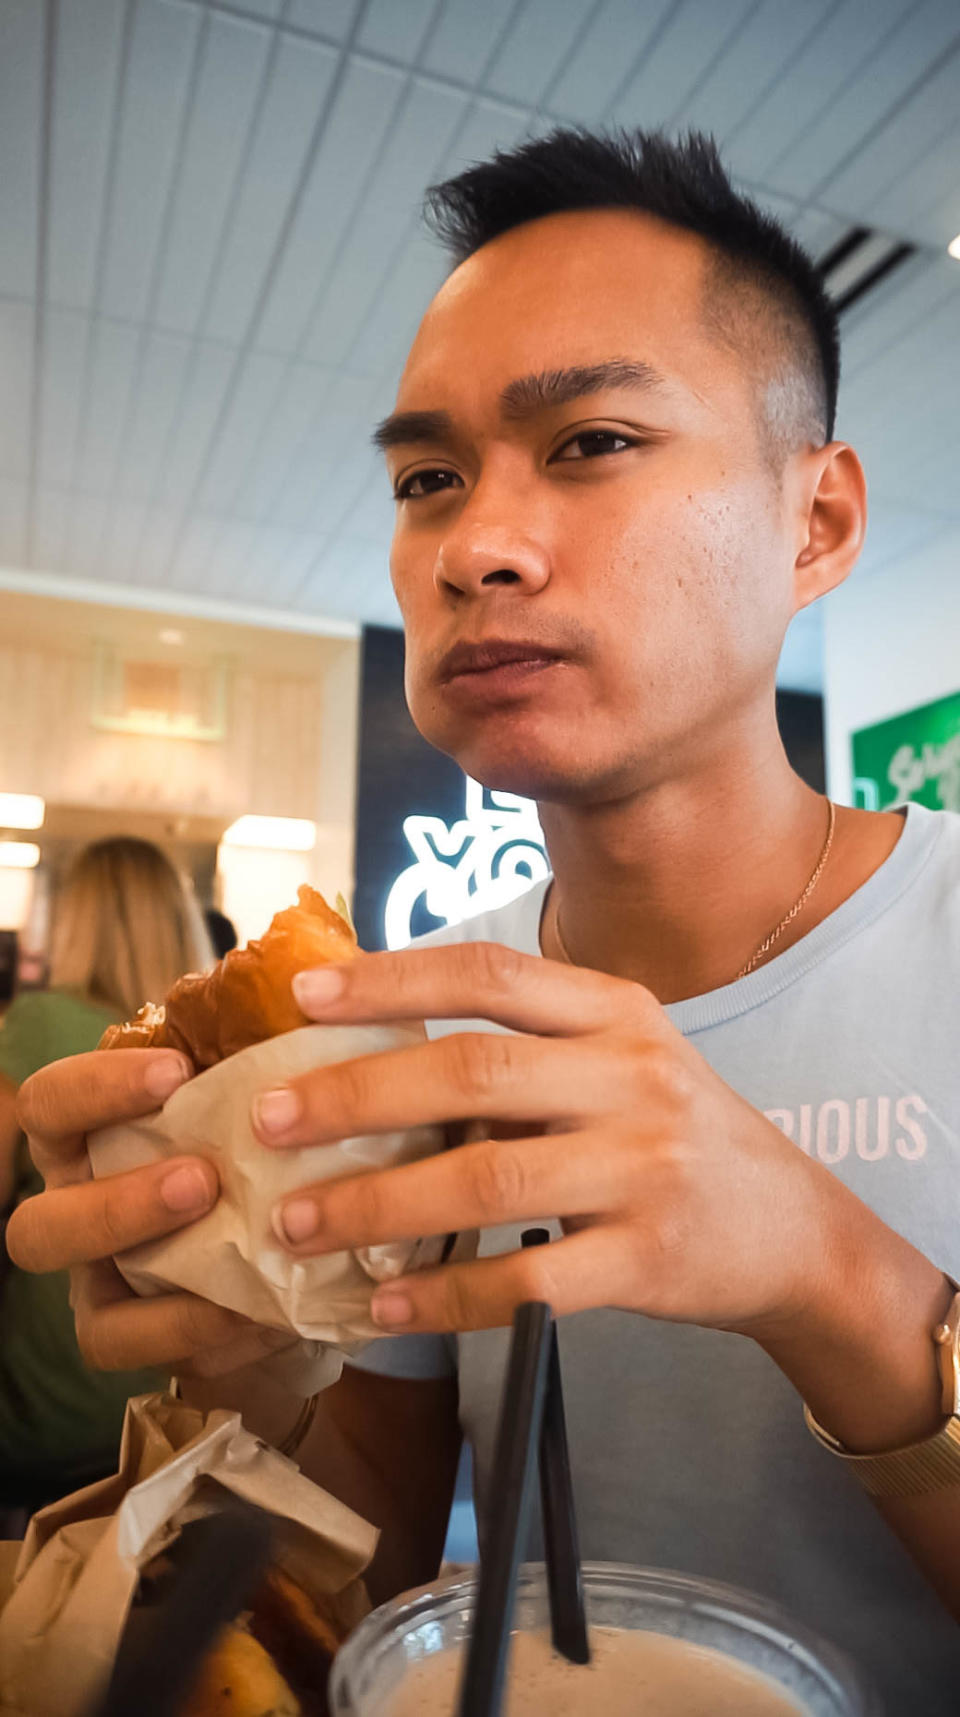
553,428,635,462
394,467,462,501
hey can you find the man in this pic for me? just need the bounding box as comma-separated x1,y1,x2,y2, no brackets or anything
8,131,960,1707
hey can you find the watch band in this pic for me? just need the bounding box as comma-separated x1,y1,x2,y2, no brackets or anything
805,1279,960,1499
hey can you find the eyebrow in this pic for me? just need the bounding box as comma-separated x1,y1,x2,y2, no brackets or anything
371,358,669,452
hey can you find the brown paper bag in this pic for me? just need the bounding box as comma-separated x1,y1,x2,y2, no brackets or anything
0,1392,377,1717
89,1024,447,1394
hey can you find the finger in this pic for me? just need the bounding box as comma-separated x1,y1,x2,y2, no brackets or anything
73,1266,268,1371
366,1226,634,1334
290,941,655,1037
252,1031,627,1148
6,1156,219,1273
18,1048,192,1177
271,1131,623,1252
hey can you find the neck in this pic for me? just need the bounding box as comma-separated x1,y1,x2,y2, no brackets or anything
538,716,852,1004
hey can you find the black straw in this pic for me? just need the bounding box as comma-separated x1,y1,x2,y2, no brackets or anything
94,1505,274,1717
522,1228,591,1664
456,1299,552,1717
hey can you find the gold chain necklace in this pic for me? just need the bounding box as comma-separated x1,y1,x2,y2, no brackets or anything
551,798,837,984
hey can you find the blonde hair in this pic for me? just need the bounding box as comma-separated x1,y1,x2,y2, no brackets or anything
49,837,214,1018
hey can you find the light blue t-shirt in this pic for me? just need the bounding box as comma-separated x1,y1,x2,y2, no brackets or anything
352,804,960,1711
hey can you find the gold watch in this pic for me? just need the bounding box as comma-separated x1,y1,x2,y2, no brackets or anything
804,1279,960,1499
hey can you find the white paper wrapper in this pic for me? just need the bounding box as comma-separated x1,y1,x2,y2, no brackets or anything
89,1024,446,1393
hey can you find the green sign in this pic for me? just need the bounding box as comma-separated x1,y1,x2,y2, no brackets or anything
852,690,960,812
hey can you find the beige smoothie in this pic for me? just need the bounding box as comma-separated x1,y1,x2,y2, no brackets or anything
384,1623,810,1716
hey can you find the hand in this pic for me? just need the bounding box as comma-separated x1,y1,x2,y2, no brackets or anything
7,1049,287,1376
253,943,865,1340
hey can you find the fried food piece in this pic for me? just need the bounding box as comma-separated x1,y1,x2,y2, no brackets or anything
179,1624,300,1717
100,885,357,1068
248,1566,343,1714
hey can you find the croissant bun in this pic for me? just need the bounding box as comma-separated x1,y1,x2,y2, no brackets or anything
100,885,358,1069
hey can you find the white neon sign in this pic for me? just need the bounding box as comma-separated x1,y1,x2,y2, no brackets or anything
384,777,549,950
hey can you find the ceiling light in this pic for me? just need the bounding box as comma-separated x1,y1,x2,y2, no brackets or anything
948,234,960,261
0,841,40,869
0,793,45,830
159,628,184,645
220,815,317,851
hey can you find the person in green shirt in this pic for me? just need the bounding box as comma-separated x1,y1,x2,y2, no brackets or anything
0,836,212,1514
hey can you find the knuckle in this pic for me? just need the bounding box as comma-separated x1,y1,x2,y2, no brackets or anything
639,1045,692,1114
447,1032,513,1105
172,1297,229,1357
468,1145,527,1221
470,940,524,993
441,1270,476,1330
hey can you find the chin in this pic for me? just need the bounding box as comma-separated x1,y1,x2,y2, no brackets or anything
445,732,602,805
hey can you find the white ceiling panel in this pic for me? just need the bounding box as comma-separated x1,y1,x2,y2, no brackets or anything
607,0,757,132
484,0,601,109
421,0,520,87
74,317,141,494
36,308,86,490
667,0,832,145
0,301,35,485
726,0,911,187
2,0,958,694
285,0,364,41
32,487,69,573
356,0,440,65
766,0,960,204
818,40,960,220
152,338,236,508
229,360,335,524
117,331,196,500
302,79,467,365
547,0,676,122
98,0,203,321
152,10,274,332
0,0,44,301
200,33,340,344
46,0,127,313
196,349,291,512
347,231,446,378
254,56,407,353
0,480,29,566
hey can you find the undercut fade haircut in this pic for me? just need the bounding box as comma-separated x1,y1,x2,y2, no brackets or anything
424,128,839,461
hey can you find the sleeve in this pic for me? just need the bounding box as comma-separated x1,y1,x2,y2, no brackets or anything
346,1333,458,1381
0,994,55,1088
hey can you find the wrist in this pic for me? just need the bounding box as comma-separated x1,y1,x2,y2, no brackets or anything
755,1194,953,1453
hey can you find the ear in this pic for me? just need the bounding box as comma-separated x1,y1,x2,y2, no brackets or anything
792,441,866,610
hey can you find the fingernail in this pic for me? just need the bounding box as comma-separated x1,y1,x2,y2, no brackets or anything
272,1197,321,1245
293,966,346,1010
371,1290,414,1328
145,1055,191,1101
253,1087,302,1139
161,1163,214,1213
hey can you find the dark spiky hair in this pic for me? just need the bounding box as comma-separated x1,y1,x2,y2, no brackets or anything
424,128,839,450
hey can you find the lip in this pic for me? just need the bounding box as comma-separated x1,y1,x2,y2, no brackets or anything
438,638,569,682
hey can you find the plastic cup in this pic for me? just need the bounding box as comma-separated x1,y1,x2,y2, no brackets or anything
330,1562,881,1716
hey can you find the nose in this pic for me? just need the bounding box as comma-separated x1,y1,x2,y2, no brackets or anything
434,521,551,600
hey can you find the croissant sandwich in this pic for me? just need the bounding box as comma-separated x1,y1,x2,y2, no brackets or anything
89,885,446,1365
100,885,357,1067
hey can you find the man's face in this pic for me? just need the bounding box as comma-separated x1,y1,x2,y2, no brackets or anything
382,209,806,803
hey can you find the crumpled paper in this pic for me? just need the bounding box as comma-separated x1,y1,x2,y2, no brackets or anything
0,1391,376,1717
89,1024,446,1394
